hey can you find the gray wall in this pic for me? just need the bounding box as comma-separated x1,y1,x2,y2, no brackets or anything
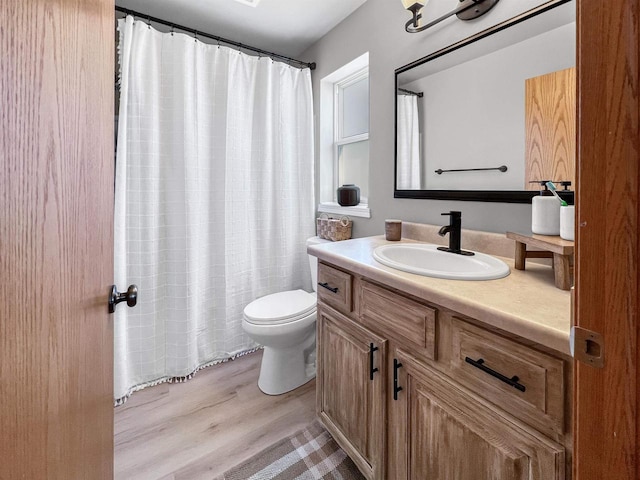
301,0,567,238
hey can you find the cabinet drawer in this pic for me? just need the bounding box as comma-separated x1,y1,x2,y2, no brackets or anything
360,281,436,361
317,263,353,314
450,318,565,437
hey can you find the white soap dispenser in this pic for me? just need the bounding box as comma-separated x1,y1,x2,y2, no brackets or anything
531,180,560,235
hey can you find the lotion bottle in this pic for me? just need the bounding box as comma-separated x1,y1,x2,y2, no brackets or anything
531,181,560,235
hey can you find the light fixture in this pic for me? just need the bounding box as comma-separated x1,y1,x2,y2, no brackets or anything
402,0,500,33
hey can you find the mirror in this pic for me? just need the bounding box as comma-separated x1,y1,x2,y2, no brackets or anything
395,0,575,203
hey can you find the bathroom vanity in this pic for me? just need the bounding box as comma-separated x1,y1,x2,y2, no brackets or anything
308,232,572,480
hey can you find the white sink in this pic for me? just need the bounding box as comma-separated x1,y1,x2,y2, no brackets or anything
373,243,510,281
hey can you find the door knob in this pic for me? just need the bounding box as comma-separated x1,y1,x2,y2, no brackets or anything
108,284,138,313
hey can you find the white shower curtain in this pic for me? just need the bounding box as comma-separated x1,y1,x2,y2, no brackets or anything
114,17,315,402
397,94,422,189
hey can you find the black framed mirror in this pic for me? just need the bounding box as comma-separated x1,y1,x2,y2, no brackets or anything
394,0,575,203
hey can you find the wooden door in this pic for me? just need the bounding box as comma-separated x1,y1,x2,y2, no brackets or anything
525,67,576,189
574,0,639,479
0,0,115,478
391,350,565,480
317,306,386,479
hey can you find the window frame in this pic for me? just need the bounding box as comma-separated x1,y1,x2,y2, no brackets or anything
318,59,371,218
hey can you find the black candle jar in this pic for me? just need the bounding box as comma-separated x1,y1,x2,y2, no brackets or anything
337,184,360,207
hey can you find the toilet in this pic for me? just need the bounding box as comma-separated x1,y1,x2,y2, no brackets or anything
242,236,329,395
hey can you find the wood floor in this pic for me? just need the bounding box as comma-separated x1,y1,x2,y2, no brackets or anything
114,351,317,480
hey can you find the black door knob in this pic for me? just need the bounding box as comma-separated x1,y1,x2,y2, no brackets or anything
108,284,138,314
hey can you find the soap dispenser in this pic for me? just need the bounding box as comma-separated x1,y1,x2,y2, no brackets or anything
531,180,560,235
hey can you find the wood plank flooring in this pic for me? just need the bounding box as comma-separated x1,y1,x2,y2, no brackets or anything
114,351,317,480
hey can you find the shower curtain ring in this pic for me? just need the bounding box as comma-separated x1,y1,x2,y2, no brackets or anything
146,16,151,29
194,30,198,42
170,24,174,36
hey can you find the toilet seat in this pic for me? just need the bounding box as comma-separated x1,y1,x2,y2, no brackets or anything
243,289,317,325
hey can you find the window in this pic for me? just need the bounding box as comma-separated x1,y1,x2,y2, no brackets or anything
319,53,370,218
335,71,369,204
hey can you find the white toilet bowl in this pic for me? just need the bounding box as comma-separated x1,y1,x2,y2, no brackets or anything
242,236,328,395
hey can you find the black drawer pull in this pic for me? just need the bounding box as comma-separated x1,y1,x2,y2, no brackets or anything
465,357,526,393
318,282,338,293
393,358,403,400
369,343,379,380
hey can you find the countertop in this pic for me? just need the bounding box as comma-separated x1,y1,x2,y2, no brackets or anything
308,236,571,356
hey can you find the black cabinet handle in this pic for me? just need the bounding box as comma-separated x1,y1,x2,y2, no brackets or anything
465,357,526,393
369,343,379,380
318,282,338,293
393,358,403,400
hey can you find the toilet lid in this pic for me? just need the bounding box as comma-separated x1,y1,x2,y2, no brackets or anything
244,290,317,325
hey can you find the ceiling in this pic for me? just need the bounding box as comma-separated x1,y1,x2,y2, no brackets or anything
115,0,368,58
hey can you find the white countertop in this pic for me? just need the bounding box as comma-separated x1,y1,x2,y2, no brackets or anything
308,236,571,356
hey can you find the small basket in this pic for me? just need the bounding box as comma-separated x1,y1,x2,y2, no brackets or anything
316,214,352,241
316,213,330,239
326,216,352,241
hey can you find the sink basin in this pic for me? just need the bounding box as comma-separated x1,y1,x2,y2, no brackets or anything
373,243,510,280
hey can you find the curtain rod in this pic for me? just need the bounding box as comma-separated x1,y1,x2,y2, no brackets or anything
115,6,316,70
398,88,423,98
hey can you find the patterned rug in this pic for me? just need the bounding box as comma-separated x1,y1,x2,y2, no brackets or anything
221,421,365,480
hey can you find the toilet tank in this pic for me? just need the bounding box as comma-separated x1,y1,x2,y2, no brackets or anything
307,236,331,292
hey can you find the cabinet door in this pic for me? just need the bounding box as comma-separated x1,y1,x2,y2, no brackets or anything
389,350,565,480
317,306,387,480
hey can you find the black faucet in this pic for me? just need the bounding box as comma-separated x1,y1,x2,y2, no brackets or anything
438,211,474,256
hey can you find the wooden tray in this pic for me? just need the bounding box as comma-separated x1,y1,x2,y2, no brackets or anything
506,232,574,290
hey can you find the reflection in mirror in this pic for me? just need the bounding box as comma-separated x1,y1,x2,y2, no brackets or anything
397,88,423,189
395,0,575,202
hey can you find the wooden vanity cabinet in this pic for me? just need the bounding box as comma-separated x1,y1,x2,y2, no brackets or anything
389,349,565,480
315,261,571,480
316,305,387,479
